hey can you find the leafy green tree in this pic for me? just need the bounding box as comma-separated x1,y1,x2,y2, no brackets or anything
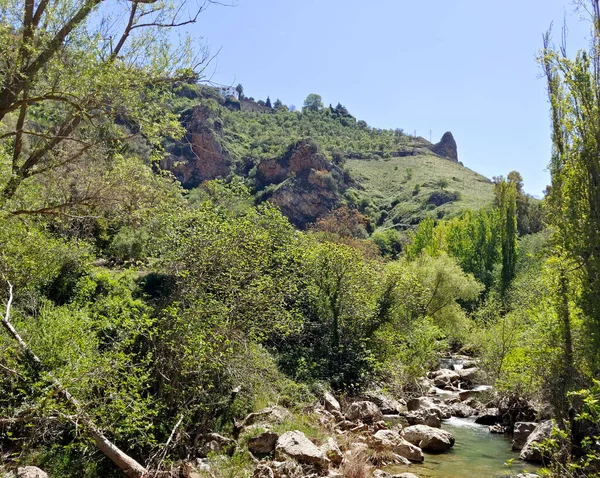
0,0,206,214
303,93,324,112
541,8,600,369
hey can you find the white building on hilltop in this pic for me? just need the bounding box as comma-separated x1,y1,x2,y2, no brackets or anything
213,85,238,98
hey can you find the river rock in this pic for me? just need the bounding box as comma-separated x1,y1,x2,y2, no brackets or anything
371,429,425,462
475,408,500,425
458,367,480,384
346,400,383,423
512,422,537,451
450,402,474,418
520,420,553,463
373,472,420,478
431,369,460,388
17,468,48,478
403,424,455,451
364,390,407,414
498,395,536,429
248,431,279,455
276,430,329,468
405,409,441,428
323,391,341,413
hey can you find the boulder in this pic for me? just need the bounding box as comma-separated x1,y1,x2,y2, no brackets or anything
520,420,553,463
323,391,341,413
248,431,279,455
475,408,500,425
498,395,536,429
321,437,343,465
364,390,406,414
512,422,537,451
403,425,455,451
346,400,383,423
275,430,329,468
337,419,356,431
383,414,409,430
450,402,474,418
371,429,424,463
405,409,441,428
17,468,48,478
458,367,480,384
430,369,460,388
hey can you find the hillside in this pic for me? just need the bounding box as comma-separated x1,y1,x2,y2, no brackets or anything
163,84,495,230
346,153,494,228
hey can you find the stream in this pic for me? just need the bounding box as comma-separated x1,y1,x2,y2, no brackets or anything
387,417,540,477
386,357,540,477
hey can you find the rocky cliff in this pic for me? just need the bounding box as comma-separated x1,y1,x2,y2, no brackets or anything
256,139,353,229
161,104,231,188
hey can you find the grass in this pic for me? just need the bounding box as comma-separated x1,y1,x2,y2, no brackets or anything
346,153,495,229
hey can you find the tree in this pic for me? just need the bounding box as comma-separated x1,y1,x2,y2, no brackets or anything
273,98,284,110
303,93,323,112
0,0,211,215
235,83,244,100
541,3,600,368
495,178,518,295
265,96,272,108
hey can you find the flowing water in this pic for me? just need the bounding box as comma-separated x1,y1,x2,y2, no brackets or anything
386,417,540,477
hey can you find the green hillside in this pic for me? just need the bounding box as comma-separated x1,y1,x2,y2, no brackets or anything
168,85,496,230
346,154,495,228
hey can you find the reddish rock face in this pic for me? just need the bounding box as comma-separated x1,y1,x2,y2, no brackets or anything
162,105,231,188
256,140,350,229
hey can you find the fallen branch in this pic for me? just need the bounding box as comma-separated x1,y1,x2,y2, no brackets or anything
1,282,148,478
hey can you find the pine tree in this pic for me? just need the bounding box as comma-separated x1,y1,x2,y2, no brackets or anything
265,96,272,108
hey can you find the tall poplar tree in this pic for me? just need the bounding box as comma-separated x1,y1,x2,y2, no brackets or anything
541,0,600,368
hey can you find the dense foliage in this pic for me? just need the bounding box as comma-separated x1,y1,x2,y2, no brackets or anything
2,1,600,477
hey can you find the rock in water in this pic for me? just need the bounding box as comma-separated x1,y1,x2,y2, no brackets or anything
512,422,537,451
275,430,329,468
520,420,553,463
371,429,425,463
402,424,455,451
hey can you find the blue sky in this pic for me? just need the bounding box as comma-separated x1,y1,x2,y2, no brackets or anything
189,0,591,196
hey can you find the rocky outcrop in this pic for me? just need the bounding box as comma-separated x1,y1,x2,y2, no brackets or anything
275,430,329,469
512,422,537,451
163,104,232,188
520,420,554,463
256,140,353,229
428,131,458,162
402,425,455,451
